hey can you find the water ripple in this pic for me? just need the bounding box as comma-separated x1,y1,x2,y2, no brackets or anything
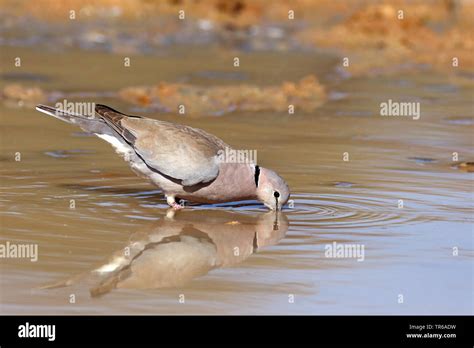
286,193,426,230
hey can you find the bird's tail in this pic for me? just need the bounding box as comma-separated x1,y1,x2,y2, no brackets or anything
36,104,99,123
36,104,110,134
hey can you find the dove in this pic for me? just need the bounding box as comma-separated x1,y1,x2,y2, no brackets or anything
36,104,290,210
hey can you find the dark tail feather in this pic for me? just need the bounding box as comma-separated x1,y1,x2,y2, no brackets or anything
95,104,130,117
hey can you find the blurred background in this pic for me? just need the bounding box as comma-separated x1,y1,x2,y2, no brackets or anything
1,0,473,111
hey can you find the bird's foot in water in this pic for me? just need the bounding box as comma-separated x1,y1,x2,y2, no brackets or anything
166,195,184,210
171,202,183,210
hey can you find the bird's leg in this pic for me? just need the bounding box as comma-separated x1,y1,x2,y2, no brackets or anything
166,195,183,210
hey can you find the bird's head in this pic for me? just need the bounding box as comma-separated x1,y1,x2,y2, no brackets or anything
256,167,290,211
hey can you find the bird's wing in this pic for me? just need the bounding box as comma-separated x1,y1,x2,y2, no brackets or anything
95,104,228,186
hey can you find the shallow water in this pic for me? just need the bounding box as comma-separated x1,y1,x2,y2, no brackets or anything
0,46,473,314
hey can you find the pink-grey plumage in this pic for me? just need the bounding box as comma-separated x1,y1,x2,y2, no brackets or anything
36,104,290,210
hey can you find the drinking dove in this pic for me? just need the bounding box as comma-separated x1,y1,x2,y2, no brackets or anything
36,104,290,210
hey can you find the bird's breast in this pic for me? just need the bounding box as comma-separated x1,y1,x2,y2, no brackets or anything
175,163,257,203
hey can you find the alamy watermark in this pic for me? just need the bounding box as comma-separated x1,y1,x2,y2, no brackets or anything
380,99,420,120
324,241,365,262
217,148,257,164
0,241,38,262
18,322,55,341
55,100,96,118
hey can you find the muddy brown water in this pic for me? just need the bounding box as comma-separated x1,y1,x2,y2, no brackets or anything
0,46,473,314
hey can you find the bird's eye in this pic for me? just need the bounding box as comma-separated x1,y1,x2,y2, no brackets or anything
274,191,280,198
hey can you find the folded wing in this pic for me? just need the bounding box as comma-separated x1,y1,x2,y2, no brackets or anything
96,104,228,186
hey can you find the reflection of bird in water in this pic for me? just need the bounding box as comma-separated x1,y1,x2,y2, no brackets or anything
41,210,288,297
